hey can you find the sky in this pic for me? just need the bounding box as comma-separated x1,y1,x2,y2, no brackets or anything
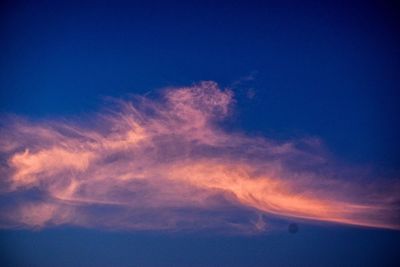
1,1,400,266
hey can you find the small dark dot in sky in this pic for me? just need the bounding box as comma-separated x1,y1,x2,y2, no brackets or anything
288,223,299,234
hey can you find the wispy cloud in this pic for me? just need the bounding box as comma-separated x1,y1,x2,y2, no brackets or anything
0,81,398,233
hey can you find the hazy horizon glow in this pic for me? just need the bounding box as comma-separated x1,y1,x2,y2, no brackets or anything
0,81,398,233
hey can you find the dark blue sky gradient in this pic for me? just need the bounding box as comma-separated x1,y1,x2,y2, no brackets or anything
1,1,399,266
1,226,400,267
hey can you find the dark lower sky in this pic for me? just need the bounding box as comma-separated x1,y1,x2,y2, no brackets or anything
1,1,399,266
1,227,399,267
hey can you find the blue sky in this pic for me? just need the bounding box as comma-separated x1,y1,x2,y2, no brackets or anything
1,1,399,266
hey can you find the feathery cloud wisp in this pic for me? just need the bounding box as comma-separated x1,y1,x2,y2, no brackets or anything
0,81,398,233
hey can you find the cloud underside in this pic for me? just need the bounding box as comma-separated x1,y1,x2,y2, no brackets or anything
0,81,398,233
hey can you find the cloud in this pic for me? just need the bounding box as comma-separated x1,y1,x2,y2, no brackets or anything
0,81,398,233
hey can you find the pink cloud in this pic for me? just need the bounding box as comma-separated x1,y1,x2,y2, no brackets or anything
0,81,398,233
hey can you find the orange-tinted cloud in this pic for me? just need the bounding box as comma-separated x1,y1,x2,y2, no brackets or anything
0,81,398,232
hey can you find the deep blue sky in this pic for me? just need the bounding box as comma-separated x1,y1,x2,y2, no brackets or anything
1,1,399,266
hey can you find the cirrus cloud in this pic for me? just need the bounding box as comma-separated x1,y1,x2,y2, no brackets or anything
0,81,398,233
